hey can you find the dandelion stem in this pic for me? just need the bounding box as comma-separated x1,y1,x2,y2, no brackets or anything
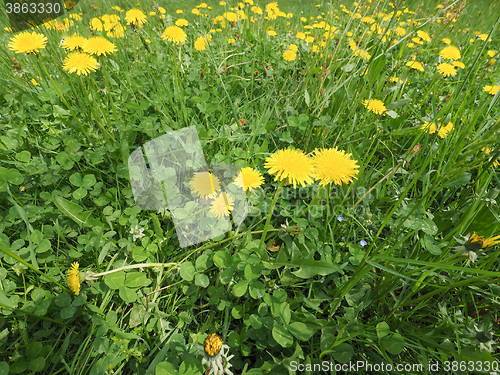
259,180,285,254
92,262,178,277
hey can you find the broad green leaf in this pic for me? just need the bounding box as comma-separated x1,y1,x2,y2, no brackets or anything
119,286,137,303
155,361,176,375
82,174,97,188
331,343,354,363
376,322,390,339
0,290,14,308
0,361,9,375
54,196,102,227
69,173,82,187
421,234,442,255
272,323,294,348
292,260,341,279
27,357,45,372
125,272,148,288
382,333,405,354
232,280,249,297
287,322,316,341
179,262,195,281
213,251,228,268
195,273,209,288
0,167,23,185
104,271,125,290
73,187,88,200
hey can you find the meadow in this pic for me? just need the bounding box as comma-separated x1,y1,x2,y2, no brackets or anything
0,0,499,374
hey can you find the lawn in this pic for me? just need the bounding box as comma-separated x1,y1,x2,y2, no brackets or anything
0,0,499,374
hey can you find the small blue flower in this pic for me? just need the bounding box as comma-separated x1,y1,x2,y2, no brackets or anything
337,215,344,222
360,239,367,247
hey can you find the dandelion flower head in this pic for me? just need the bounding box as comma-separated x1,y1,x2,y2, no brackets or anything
264,148,314,188
483,85,499,96
363,99,387,115
210,193,234,219
283,49,297,61
312,147,359,186
437,63,457,77
8,31,47,54
189,172,221,198
60,34,87,51
125,8,147,27
234,167,264,192
82,36,117,56
439,45,461,60
67,262,81,295
161,25,187,44
63,52,100,76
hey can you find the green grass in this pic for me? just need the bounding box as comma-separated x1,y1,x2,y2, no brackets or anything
0,0,499,374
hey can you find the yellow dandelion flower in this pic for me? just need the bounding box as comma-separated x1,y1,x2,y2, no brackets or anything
312,148,359,186
470,232,500,248
363,99,387,115
420,121,453,138
205,334,223,357
67,262,81,295
176,18,189,27
125,8,147,28
210,193,234,219
264,148,314,188
305,36,315,43
394,26,406,36
437,63,457,77
63,52,100,76
483,85,499,95
452,60,465,69
283,49,297,62
267,30,277,36
417,30,431,42
228,38,236,44
31,78,40,86
487,50,496,58
161,25,187,44
107,24,125,38
296,31,306,39
69,13,82,21
406,60,424,71
60,34,87,51
288,43,298,52
439,45,461,61
82,37,117,56
477,33,489,41
234,167,264,192
112,6,123,12
90,17,104,31
442,37,451,44
189,172,221,198
251,6,263,14
176,9,183,14
8,31,47,54
483,148,500,167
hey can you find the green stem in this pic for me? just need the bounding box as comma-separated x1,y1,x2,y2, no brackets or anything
91,262,178,278
0,243,68,291
259,180,285,254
